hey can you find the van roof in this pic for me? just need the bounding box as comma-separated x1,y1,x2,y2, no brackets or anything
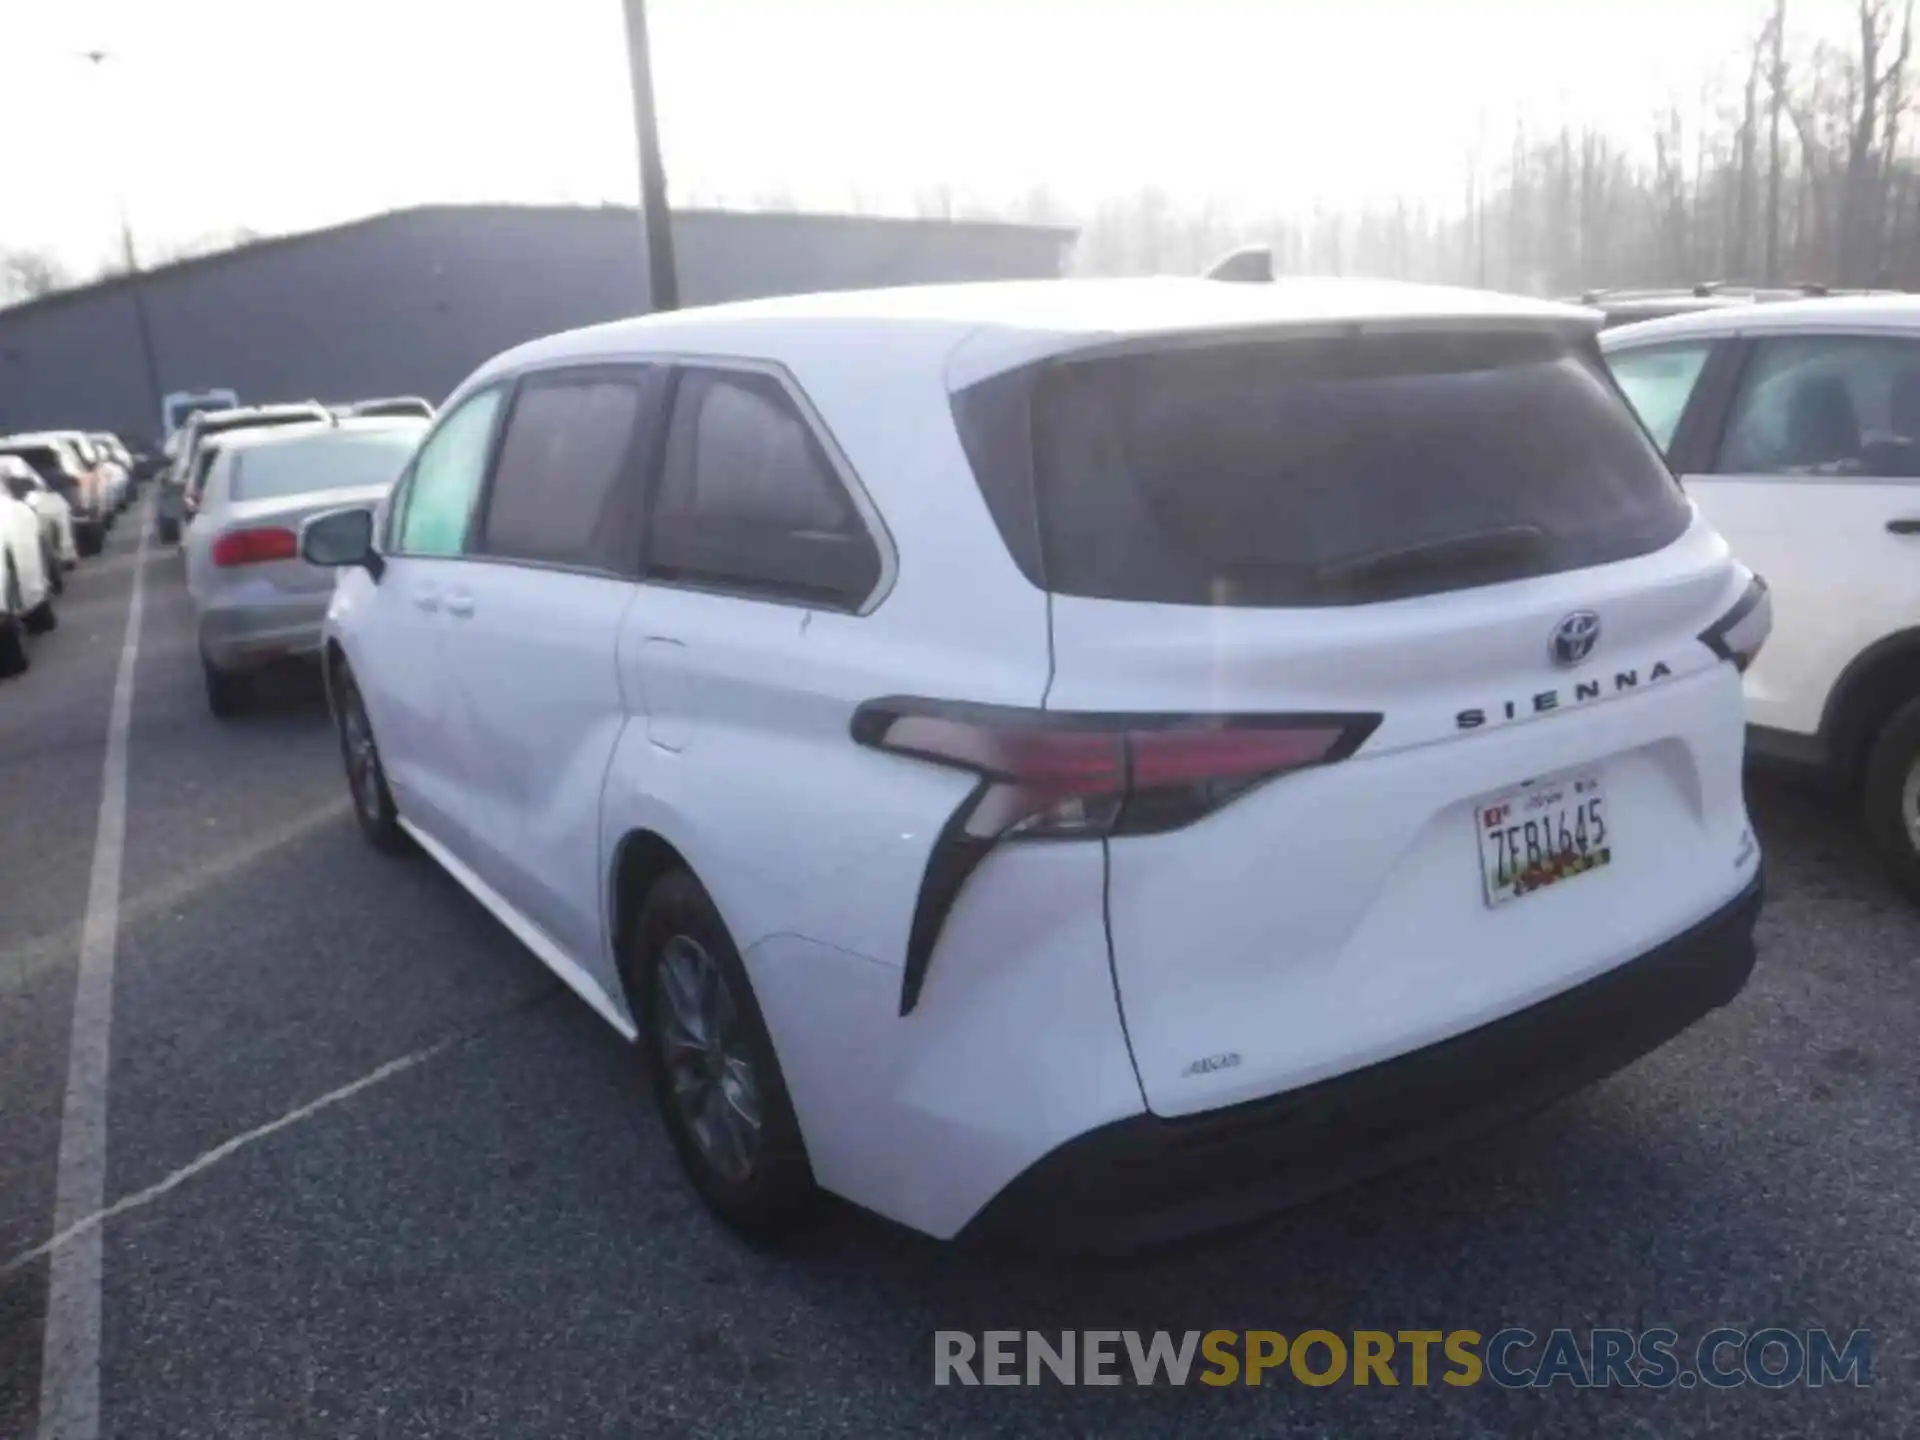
476,276,1597,392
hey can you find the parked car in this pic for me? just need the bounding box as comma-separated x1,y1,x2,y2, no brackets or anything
90,433,139,503
0,435,104,555
79,434,130,517
303,278,1769,1249
336,396,435,421
0,456,76,588
0,473,57,677
158,403,333,543
185,418,426,716
48,431,125,524
1602,293,1920,898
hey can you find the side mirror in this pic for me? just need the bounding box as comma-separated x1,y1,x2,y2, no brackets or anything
4,476,31,500
301,505,384,579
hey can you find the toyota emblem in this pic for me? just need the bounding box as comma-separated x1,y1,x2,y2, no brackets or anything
1550,611,1601,668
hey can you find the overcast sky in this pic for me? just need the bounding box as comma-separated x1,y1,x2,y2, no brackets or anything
3,0,1824,275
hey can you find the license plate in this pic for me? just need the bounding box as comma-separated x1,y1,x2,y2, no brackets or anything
1475,772,1611,907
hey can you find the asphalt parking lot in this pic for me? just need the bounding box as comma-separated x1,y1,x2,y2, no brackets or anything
1,506,1916,1439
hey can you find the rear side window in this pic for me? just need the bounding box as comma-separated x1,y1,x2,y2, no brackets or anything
190,444,222,496
198,451,233,510
1715,334,1920,478
953,330,1690,607
1605,341,1713,452
648,368,882,609
477,369,665,572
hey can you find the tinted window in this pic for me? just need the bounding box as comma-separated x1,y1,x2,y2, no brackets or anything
0,446,65,486
395,388,504,556
230,429,424,503
649,368,881,607
954,330,1689,607
197,451,233,511
1605,341,1713,452
1716,335,1920,478
478,371,663,571
189,444,222,498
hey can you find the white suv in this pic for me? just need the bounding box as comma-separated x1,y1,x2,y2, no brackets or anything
1603,296,1920,897
304,278,1767,1249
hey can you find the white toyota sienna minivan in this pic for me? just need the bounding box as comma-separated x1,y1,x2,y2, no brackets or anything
304,278,1769,1250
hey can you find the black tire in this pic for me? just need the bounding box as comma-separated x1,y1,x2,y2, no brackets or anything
23,599,55,635
332,661,409,853
202,658,251,718
43,542,63,596
627,869,816,1239
156,516,180,546
1861,695,1920,902
75,523,103,558
0,562,28,679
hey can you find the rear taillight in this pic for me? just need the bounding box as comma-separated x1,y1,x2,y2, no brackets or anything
1700,574,1771,672
211,526,298,567
853,699,1379,1012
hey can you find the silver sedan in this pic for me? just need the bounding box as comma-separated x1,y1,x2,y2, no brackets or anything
184,418,426,716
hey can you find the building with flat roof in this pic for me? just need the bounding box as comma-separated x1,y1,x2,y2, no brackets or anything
0,204,1074,441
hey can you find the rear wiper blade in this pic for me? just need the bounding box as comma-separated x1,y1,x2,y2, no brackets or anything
1313,525,1547,595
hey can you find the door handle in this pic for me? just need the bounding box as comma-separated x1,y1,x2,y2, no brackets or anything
445,592,475,618
1888,518,1920,535
412,588,439,613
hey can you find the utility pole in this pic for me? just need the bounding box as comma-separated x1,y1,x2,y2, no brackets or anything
621,0,680,312
83,48,166,440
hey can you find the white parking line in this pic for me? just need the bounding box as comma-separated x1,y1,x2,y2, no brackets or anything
1,1037,452,1284
37,518,149,1440
0,797,353,998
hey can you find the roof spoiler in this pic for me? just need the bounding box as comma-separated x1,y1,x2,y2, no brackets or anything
1203,245,1273,283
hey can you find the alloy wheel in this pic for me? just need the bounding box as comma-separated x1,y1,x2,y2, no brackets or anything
653,934,763,1184
1901,754,1920,855
339,682,384,822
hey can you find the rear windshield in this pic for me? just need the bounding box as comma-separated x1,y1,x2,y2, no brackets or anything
0,445,69,484
230,430,421,502
953,329,1690,607
191,445,223,493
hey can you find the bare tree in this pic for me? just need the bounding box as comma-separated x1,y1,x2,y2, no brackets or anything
1051,0,1920,297
1737,29,1765,275
1766,0,1791,282
0,249,71,304
1882,0,1916,279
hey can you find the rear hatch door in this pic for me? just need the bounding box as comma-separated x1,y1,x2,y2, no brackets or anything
965,323,1757,1116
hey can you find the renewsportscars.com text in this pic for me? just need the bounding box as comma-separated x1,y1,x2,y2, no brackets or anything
932,1327,1872,1389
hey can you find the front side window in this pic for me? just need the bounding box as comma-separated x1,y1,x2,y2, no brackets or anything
394,388,504,556
1716,334,1920,478
648,368,882,608
476,369,665,572
1604,341,1714,453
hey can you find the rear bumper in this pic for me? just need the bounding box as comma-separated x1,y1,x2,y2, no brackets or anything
962,869,1763,1253
199,593,332,671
